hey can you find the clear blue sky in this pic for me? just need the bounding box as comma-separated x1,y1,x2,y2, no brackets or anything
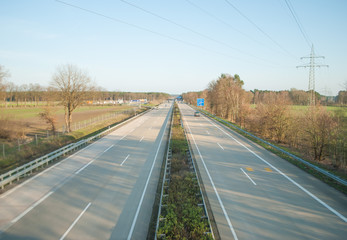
1,0,346,95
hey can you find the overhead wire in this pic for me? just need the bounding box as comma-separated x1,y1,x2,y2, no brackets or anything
284,0,311,48
55,0,286,68
54,0,247,62
223,0,297,59
185,0,264,46
119,0,280,65
185,0,288,57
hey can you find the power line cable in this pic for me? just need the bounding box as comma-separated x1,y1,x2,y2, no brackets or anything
284,0,311,48
55,0,287,68
185,0,262,46
119,0,278,65
185,0,290,57
54,0,250,63
224,0,297,59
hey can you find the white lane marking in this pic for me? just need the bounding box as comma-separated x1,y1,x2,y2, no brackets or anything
12,191,53,223
103,144,114,153
204,115,347,223
139,136,144,142
0,140,100,199
241,168,257,185
75,160,94,175
130,128,135,133
60,202,91,240
206,130,210,135
183,116,239,240
1,110,149,198
75,144,113,175
120,154,130,166
127,110,169,240
217,142,224,150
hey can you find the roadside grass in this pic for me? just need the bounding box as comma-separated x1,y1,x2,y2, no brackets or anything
199,109,347,195
0,107,147,174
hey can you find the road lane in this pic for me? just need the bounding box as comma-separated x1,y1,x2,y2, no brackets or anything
0,103,172,239
179,103,347,240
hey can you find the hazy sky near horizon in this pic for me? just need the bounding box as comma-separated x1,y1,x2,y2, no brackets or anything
1,0,346,95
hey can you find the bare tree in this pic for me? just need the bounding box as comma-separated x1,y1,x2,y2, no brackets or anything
303,106,337,161
206,74,245,121
0,65,10,107
39,108,57,135
51,64,93,132
0,65,10,84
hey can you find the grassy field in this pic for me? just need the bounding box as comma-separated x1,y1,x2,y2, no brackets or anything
0,105,149,173
0,105,135,137
291,105,347,115
1,105,132,120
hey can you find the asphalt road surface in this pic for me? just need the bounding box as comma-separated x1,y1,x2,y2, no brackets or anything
179,103,347,240
0,103,172,240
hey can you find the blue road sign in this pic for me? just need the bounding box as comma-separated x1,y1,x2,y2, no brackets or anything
197,98,204,106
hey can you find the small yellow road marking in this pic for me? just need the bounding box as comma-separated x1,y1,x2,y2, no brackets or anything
246,167,253,171
264,168,272,172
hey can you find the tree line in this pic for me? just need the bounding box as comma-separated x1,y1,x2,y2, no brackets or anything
0,64,169,108
1,64,169,133
182,74,347,171
0,74,169,108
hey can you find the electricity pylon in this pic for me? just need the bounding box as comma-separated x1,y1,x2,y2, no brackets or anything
297,45,328,105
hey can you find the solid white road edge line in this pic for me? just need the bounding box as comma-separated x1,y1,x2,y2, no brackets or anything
217,142,224,150
12,191,53,223
240,168,257,185
59,202,91,240
183,115,239,240
203,114,347,223
127,108,169,240
120,154,130,166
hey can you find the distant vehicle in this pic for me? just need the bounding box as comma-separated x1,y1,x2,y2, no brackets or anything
194,111,200,117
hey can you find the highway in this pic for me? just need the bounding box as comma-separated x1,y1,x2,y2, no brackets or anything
0,103,172,240
179,103,347,240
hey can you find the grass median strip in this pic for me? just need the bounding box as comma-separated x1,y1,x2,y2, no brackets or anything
157,104,212,240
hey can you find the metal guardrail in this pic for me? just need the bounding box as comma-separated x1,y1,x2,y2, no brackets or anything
198,108,347,187
155,107,174,240
0,109,150,190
